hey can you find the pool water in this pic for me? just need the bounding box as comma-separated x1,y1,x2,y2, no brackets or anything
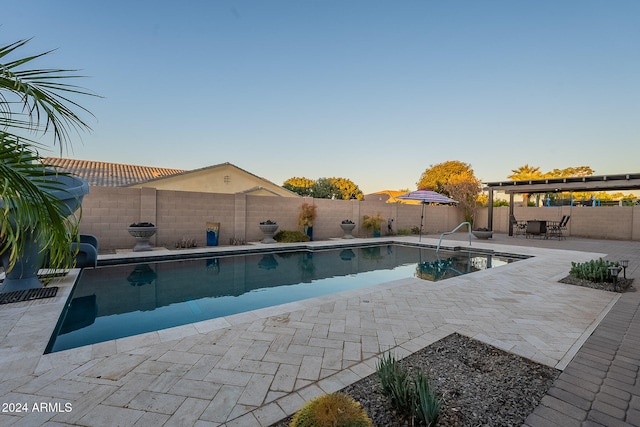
46,244,521,353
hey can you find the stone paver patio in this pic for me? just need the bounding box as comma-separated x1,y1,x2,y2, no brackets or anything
0,234,635,426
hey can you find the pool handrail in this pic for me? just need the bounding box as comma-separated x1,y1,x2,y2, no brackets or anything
437,221,472,253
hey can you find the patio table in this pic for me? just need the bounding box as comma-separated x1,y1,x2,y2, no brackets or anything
526,220,547,238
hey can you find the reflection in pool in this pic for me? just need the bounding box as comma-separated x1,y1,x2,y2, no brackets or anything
46,244,523,353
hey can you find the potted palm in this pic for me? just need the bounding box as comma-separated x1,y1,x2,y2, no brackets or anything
298,202,317,241
362,213,384,237
0,38,96,292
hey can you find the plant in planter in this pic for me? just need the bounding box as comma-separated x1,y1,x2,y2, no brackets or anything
362,213,384,237
340,219,356,239
297,202,317,241
259,220,279,243
472,227,493,240
127,222,157,252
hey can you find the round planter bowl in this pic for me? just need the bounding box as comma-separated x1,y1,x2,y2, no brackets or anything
472,230,493,240
127,226,157,251
259,224,279,244
340,223,356,239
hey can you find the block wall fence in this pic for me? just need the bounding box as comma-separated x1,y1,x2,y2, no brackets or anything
78,187,640,251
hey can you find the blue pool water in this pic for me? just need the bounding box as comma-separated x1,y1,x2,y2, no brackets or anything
46,244,522,353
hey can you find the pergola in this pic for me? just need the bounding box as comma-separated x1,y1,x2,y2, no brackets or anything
484,173,640,235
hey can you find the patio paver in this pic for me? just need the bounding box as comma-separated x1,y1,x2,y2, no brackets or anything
0,234,638,426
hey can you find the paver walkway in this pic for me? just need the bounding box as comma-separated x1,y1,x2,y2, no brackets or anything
0,235,637,426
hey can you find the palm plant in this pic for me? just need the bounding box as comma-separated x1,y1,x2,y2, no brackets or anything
508,164,544,206
1,38,96,273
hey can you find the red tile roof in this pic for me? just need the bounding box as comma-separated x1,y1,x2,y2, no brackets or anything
42,157,184,187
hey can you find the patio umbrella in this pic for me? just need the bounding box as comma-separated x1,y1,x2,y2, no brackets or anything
397,189,457,241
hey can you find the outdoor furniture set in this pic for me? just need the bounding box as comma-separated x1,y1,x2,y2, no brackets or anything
511,214,570,240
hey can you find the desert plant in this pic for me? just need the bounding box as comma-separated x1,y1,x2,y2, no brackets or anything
290,392,373,427
175,237,197,248
298,202,317,227
377,351,441,424
376,352,413,413
274,230,310,243
413,372,440,426
362,213,384,235
570,258,619,283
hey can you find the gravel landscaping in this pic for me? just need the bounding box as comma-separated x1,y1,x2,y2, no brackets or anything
271,333,560,426
271,278,635,426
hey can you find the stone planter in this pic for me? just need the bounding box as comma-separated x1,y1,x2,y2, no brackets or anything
259,223,279,243
472,230,493,240
340,222,356,239
0,171,89,292
128,226,157,251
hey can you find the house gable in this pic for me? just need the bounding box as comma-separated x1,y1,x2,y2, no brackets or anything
128,162,299,197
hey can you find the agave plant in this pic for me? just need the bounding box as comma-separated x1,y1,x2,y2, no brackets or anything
0,38,97,272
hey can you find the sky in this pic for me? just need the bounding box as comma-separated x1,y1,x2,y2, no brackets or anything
3,1,639,194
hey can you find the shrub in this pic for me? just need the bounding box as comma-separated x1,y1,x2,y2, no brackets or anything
274,230,310,243
362,213,384,234
290,392,373,427
397,228,412,236
298,202,318,227
570,258,619,283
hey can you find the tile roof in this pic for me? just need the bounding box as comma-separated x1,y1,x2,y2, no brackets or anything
366,190,421,204
42,157,184,187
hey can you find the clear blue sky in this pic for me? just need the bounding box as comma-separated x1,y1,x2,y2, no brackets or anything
4,1,639,193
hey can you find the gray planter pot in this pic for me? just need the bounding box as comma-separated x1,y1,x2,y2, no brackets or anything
340,223,356,239
0,171,89,292
259,223,279,243
128,226,157,251
472,230,493,240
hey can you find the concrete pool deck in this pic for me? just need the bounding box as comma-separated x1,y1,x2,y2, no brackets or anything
0,234,637,426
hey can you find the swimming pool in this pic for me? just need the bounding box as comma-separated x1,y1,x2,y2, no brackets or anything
46,244,523,353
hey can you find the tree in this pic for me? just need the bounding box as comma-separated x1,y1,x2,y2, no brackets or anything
548,166,594,178
443,175,481,226
417,161,474,197
507,164,545,181
283,177,315,196
327,177,364,200
1,38,96,272
508,164,544,206
310,178,339,199
508,164,596,206
289,176,364,200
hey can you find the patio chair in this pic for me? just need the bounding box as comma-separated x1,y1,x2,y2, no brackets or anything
547,215,570,240
510,215,527,237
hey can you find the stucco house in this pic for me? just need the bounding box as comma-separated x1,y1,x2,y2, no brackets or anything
43,158,299,197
